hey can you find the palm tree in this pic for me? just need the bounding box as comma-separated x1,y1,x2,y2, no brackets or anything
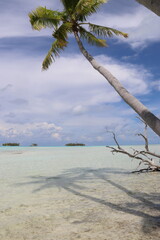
28,0,160,136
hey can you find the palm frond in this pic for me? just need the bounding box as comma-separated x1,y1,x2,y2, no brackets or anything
60,0,79,13
74,0,107,21
89,23,128,38
53,22,72,42
28,7,62,30
42,39,68,70
79,26,107,47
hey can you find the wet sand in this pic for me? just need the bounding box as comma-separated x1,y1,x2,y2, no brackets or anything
0,146,160,240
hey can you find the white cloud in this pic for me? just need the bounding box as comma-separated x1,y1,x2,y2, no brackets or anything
0,0,61,38
0,121,62,145
51,132,61,140
0,53,151,126
31,122,62,132
151,80,160,91
72,105,87,115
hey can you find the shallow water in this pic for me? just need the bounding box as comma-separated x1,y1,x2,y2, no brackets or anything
0,146,160,240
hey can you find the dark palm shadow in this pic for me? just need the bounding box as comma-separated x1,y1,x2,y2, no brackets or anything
15,167,160,234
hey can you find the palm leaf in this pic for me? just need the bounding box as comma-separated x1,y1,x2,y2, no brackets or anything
28,7,62,30
42,39,68,70
74,0,107,21
89,23,128,38
53,22,72,42
79,26,107,47
60,0,79,13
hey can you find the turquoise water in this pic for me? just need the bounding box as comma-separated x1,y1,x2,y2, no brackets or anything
0,146,160,240
0,145,159,209
0,145,159,179
0,146,137,179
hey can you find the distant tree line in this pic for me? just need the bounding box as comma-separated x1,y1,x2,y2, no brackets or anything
2,143,20,146
30,143,38,146
2,143,38,146
65,143,85,146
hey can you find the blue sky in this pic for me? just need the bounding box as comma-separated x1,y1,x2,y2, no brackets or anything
0,0,160,146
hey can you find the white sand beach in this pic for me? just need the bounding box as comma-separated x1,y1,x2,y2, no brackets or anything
0,146,160,240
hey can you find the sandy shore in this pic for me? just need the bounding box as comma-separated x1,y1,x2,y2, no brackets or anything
0,147,160,240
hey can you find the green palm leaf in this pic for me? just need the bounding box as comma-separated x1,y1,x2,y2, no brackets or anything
89,23,128,38
79,26,107,47
53,22,72,41
29,0,128,70
28,7,62,30
42,39,68,70
74,0,107,21
60,0,79,13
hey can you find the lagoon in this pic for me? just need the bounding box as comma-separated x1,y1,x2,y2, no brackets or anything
0,146,160,240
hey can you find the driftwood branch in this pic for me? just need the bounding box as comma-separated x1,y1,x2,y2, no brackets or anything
106,121,160,172
106,130,122,150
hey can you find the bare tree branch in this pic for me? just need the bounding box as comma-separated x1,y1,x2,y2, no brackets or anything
106,130,122,150
106,145,160,169
106,121,160,172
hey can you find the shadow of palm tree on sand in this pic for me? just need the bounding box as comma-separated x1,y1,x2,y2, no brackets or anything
16,167,160,234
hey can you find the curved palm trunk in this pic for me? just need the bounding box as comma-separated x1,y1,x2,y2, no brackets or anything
136,0,160,16
74,32,160,136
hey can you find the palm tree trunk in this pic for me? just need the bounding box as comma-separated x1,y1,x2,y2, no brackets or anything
74,31,160,136
136,0,160,16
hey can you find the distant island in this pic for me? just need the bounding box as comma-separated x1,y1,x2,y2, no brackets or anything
2,143,20,146
30,143,38,147
65,143,85,146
